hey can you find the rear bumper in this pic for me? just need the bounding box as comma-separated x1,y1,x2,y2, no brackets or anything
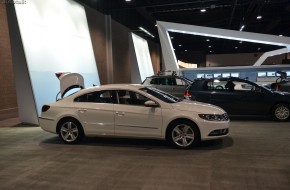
39,117,57,134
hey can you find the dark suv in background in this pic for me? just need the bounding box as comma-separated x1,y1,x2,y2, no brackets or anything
142,72,192,98
185,77,290,121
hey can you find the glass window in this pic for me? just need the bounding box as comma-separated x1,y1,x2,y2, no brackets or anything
117,90,151,106
176,78,185,85
206,79,228,90
74,90,116,104
197,74,205,78
158,77,176,85
142,77,156,85
149,78,159,85
140,87,180,103
231,80,261,92
257,72,266,77
267,72,275,77
222,73,230,78
206,79,258,92
214,73,222,78
231,73,239,77
205,74,213,79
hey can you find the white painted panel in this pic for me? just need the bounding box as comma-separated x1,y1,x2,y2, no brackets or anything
15,0,100,115
131,33,154,82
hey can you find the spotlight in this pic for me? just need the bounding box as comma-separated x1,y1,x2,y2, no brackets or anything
239,25,245,31
200,8,206,12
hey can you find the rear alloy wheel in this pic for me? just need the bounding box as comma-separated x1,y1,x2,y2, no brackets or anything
169,121,200,149
273,104,290,121
58,119,84,144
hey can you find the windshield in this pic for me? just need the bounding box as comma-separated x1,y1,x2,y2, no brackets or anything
140,87,181,103
182,77,192,84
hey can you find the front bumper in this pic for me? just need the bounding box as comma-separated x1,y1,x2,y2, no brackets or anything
198,120,230,141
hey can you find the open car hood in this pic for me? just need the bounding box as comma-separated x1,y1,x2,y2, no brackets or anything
56,72,84,98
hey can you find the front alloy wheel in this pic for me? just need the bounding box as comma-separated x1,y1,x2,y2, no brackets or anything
59,119,84,144
169,121,200,149
273,104,290,121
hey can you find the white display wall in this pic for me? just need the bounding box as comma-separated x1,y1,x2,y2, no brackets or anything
131,33,154,83
14,0,100,116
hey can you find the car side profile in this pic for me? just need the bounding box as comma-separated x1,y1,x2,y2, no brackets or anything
142,74,192,98
39,84,229,149
185,77,290,121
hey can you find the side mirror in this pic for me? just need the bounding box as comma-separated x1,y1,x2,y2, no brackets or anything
144,100,159,107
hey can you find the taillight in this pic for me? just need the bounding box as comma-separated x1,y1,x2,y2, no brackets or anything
42,105,50,112
184,90,192,99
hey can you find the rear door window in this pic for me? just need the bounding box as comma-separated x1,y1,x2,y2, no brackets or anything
74,90,117,104
205,80,228,90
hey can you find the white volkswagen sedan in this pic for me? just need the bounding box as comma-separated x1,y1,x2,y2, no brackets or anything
39,84,229,149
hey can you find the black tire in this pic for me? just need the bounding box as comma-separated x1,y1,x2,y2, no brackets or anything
167,120,200,149
272,104,290,122
58,119,84,144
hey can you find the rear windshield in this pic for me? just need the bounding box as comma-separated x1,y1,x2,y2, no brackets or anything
188,80,205,91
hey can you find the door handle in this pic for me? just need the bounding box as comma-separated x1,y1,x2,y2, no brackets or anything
115,112,125,116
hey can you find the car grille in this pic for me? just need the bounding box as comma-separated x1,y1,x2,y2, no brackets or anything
208,128,229,136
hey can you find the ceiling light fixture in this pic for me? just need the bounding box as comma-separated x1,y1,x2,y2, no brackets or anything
206,39,210,41
239,25,245,31
138,27,155,38
200,8,206,12
125,0,132,2
185,50,188,52
208,45,211,48
179,44,182,47
239,41,243,43
257,15,262,19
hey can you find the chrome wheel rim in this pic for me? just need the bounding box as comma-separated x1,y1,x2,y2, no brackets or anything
275,106,290,120
172,124,194,147
60,122,79,142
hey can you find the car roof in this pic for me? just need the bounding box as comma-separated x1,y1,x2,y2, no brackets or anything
75,84,146,94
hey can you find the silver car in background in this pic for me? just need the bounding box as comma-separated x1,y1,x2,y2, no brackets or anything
142,73,192,98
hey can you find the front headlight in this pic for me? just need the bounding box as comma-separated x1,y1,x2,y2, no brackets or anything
199,113,229,121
